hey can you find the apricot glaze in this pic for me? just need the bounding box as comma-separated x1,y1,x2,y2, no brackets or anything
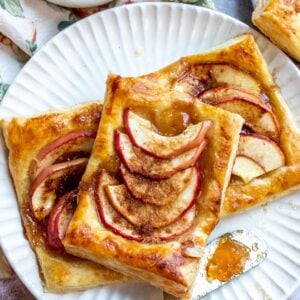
206,236,249,282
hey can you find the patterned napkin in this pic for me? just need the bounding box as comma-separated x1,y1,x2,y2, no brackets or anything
0,0,214,278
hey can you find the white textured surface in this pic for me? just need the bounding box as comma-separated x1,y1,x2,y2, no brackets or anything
0,3,299,299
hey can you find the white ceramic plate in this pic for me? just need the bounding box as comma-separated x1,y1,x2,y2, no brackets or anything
0,3,299,300
47,0,111,8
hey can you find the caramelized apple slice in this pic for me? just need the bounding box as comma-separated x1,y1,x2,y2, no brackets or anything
105,167,200,228
198,86,266,105
217,99,279,139
175,63,261,95
209,64,261,93
232,155,266,183
115,131,207,179
238,134,285,173
47,189,78,251
95,171,142,241
95,171,195,242
198,86,280,139
121,165,192,205
29,158,87,220
124,109,210,158
31,130,96,179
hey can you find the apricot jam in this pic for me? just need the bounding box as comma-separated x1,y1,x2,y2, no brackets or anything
131,103,197,137
206,236,249,282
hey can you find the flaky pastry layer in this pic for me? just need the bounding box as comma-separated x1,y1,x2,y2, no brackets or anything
252,0,300,62
1,102,128,293
64,65,244,297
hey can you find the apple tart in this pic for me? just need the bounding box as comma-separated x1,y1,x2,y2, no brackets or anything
1,102,128,293
154,33,300,217
63,69,244,296
252,0,300,62
65,34,299,296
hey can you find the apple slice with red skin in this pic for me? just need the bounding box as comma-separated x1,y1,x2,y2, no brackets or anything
115,130,207,179
121,165,192,206
95,171,196,242
47,189,78,252
198,86,280,139
31,130,96,179
208,64,261,93
29,158,88,221
198,86,266,105
216,99,279,139
124,109,211,159
174,63,261,96
232,155,266,183
105,166,200,228
238,134,285,173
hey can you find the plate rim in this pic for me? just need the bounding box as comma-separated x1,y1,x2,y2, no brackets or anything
2,2,300,110
0,2,299,299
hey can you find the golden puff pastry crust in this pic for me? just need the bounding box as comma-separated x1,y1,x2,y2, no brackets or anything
1,102,128,293
252,0,300,62
198,34,300,217
63,71,244,296
149,33,300,216
144,33,300,217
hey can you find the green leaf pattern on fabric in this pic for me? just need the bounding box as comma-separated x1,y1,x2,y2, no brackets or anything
25,27,37,55
57,12,78,31
25,40,37,54
0,83,9,102
0,0,24,17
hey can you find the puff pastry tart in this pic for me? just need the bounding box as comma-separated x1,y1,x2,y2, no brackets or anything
252,0,300,62
63,60,244,297
151,33,300,218
1,102,128,293
151,34,300,217
64,34,300,296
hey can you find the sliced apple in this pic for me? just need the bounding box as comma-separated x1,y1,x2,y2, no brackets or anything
124,109,210,159
95,170,195,242
232,155,266,183
198,86,280,139
217,99,279,139
115,130,207,179
198,85,266,105
105,166,200,228
174,69,211,96
121,165,192,206
174,63,261,95
29,158,88,220
154,206,195,242
47,189,78,252
31,130,96,179
95,171,142,241
208,64,261,93
238,134,285,173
